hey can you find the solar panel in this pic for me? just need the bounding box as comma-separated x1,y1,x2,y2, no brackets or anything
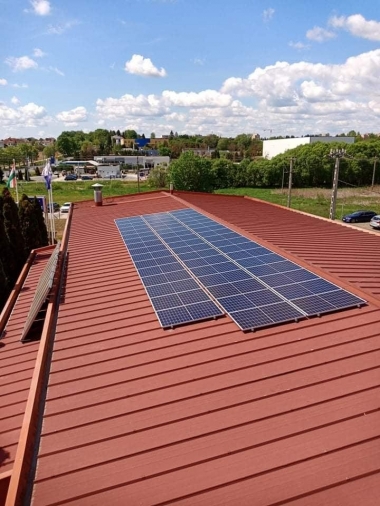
115,216,223,328
117,209,366,332
166,209,366,330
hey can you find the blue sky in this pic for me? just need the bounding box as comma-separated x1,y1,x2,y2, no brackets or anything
1,0,380,139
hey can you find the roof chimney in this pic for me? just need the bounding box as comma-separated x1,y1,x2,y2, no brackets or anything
92,183,103,206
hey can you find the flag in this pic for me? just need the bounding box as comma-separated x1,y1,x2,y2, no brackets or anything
6,163,17,189
42,160,52,190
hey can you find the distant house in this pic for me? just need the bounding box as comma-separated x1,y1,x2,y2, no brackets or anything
111,135,125,146
182,147,216,157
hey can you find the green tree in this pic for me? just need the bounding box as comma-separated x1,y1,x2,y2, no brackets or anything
147,164,168,188
43,144,56,158
2,188,26,270
0,194,18,292
19,195,48,256
158,146,171,157
150,132,156,139
211,159,234,189
169,151,215,192
123,129,138,139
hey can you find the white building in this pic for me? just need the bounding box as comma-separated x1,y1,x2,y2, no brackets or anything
97,164,121,178
263,136,355,160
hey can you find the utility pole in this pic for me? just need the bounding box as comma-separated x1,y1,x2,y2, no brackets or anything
281,164,285,194
137,155,140,193
328,148,346,220
287,158,294,208
371,157,377,190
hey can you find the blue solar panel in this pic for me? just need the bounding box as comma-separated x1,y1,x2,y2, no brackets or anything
115,216,224,328
117,209,366,332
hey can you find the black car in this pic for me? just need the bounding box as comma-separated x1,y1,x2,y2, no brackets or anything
80,175,93,180
64,174,78,181
342,210,377,223
47,202,60,212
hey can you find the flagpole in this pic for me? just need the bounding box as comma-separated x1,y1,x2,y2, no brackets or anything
13,159,19,203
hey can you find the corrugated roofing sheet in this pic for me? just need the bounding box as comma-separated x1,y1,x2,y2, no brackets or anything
23,192,380,505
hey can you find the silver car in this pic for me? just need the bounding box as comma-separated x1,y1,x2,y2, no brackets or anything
370,215,380,230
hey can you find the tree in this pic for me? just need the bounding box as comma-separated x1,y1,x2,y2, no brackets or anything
210,159,234,189
150,132,156,139
0,194,18,292
158,146,171,157
123,129,138,139
169,151,215,192
147,164,168,188
56,132,78,157
43,144,56,158
2,188,26,270
19,195,48,256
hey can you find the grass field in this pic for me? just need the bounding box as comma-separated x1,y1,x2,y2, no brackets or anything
216,186,380,219
9,179,152,205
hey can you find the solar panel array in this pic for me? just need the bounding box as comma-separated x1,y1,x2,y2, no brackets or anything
115,216,223,328
116,209,366,331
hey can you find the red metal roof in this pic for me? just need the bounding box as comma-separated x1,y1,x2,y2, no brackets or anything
5,192,380,505
0,250,53,475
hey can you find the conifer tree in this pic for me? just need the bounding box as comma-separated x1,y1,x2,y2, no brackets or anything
33,198,49,246
0,194,18,290
2,188,26,271
19,194,44,256
0,259,8,310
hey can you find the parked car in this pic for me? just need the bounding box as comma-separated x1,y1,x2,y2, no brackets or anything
64,174,78,181
47,202,60,212
369,215,380,230
60,202,71,213
342,210,377,223
80,175,93,180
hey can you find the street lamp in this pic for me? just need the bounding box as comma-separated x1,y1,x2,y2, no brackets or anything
328,148,346,220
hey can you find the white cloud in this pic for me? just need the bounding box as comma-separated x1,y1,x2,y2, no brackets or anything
12,83,28,88
124,54,167,77
0,78,7,86
306,26,336,42
33,48,46,58
30,0,51,16
48,66,65,76
192,58,206,66
162,90,232,107
56,106,87,125
11,96,21,105
289,41,310,50
96,94,169,118
329,14,380,41
0,102,49,132
47,20,79,35
263,8,275,22
5,56,38,72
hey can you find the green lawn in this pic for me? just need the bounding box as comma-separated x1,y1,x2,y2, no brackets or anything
216,187,380,219
7,179,152,205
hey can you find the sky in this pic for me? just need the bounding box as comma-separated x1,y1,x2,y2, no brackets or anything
1,0,380,140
